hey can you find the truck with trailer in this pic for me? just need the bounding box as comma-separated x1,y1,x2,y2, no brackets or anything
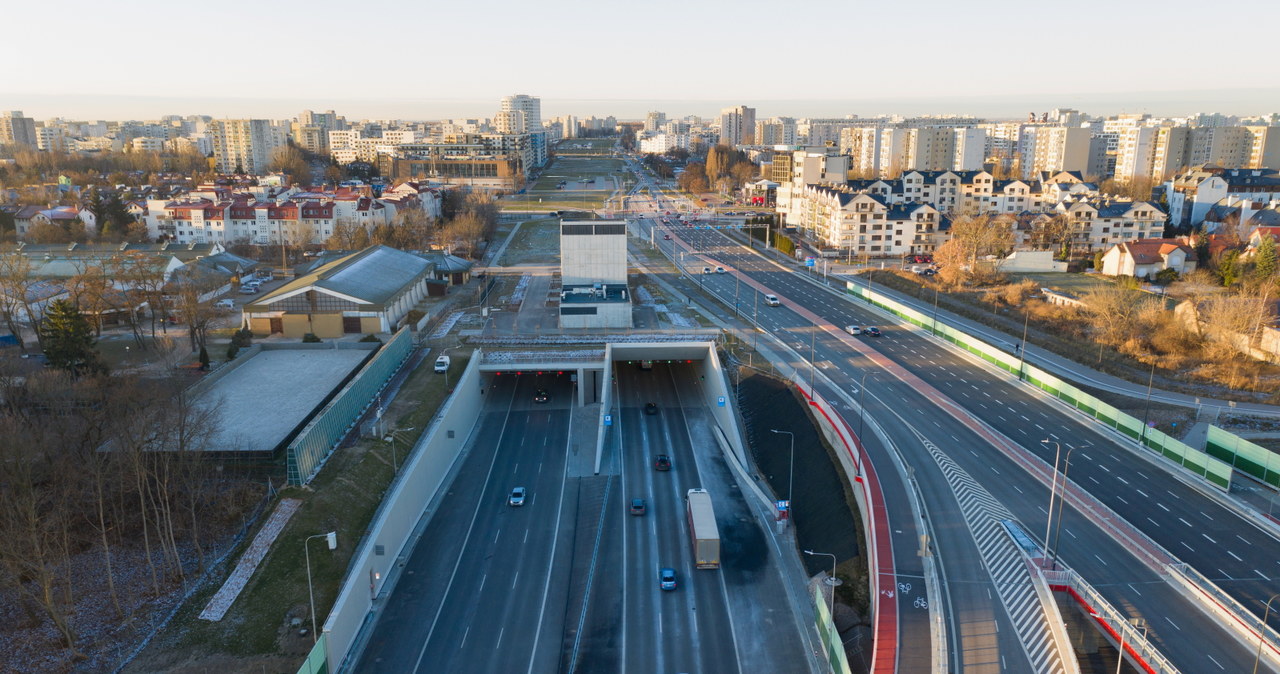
686,488,721,569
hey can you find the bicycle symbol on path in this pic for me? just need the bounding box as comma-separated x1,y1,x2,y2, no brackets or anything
914,596,929,610
897,582,912,594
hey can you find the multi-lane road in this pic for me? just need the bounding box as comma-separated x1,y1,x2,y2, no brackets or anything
356,365,815,673
654,218,1280,671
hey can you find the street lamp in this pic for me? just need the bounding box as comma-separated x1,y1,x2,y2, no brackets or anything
382,427,416,472
1091,613,1146,674
1253,593,1280,674
304,531,338,643
1041,439,1074,569
770,429,795,515
856,371,870,444
1140,360,1157,447
1017,310,1030,380
803,549,840,616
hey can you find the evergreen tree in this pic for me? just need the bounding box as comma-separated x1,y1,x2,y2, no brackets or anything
40,299,107,376
1255,235,1278,280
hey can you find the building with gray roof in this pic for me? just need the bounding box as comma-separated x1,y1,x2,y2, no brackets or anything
243,245,434,338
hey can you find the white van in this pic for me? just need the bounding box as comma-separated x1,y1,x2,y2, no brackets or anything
434,355,451,373
214,299,235,310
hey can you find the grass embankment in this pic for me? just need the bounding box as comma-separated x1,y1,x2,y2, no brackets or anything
129,352,470,671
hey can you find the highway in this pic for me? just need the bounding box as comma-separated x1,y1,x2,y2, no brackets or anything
356,363,814,673
648,218,1278,672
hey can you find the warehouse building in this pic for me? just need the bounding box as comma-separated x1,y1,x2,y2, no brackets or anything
243,245,434,338
559,220,632,329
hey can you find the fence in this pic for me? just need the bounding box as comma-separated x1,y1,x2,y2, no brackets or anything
296,634,328,674
286,328,415,485
1206,425,1280,488
843,281,1234,492
813,584,853,674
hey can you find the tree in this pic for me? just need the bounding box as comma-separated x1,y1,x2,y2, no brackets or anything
1255,234,1278,281
0,253,37,351
269,144,311,186
934,214,1014,286
40,299,106,377
27,221,71,244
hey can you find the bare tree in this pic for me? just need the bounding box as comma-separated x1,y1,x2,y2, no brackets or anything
934,214,1014,286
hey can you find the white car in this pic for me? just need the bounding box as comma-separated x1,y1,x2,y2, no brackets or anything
434,355,451,373
764,294,781,307
844,325,862,336
508,487,527,506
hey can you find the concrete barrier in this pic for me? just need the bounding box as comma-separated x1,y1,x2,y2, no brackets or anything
324,353,486,671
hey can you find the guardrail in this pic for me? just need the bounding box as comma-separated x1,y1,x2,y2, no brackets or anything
1044,568,1180,674
1206,425,1280,489
842,280,1234,492
1167,562,1280,669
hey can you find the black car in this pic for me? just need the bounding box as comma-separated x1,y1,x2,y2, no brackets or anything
534,389,549,403
654,454,672,471
864,326,882,337
644,402,658,415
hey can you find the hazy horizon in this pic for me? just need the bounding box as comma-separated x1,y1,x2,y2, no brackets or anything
4,0,1278,124
3,87,1278,123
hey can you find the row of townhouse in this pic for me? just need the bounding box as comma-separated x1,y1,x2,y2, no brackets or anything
1165,165,1280,229
790,175,1165,258
142,182,442,245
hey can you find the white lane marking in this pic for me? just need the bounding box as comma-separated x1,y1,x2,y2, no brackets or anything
461,625,470,648
1202,533,1216,544
1180,541,1195,552
1178,517,1192,527
1165,616,1180,630
1147,518,1160,527
1201,511,1213,521
1258,570,1272,581
496,627,504,649
1115,495,1129,505
1137,489,1150,498
512,570,519,589
1157,502,1170,512
1206,654,1225,670
1129,584,1142,596
1228,550,1243,562
1116,476,1129,485
1095,554,1108,566
1237,535,1252,546
1098,464,1111,473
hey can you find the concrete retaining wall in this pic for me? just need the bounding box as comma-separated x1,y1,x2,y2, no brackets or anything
325,353,486,670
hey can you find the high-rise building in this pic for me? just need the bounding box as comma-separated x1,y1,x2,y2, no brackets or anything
210,119,288,174
644,111,667,133
1115,126,1190,183
755,117,797,146
718,105,756,146
292,109,346,155
1246,126,1280,170
1019,126,1090,178
0,111,37,149
1186,126,1253,168
495,110,527,134
500,95,543,132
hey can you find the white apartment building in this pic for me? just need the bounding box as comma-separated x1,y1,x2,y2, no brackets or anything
718,105,756,146
210,119,287,175
1019,126,1091,178
755,118,798,146
638,133,689,154
1114,126,1190,183
1186,126,1254,168
644,111,667,133
130,137,167,153
35,125,67,151
500,94,543,132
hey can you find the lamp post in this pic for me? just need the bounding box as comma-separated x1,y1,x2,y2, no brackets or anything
1017,309,1030,380
809,327,818,400
1091,613,1146,674
770,429,795,516
382,427,416,472
857,371,869,444
1253,593,1280,674
931,282,941,334
1051,449,1074,570
804,549,840,616
304,531,338,643
1140,360,1157,447
1041,439,1062,565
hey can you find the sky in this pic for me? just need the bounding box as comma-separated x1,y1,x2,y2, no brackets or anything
3,0,1278,122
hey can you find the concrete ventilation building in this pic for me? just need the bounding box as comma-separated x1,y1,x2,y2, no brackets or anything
242,245,436,338
558,220,631,329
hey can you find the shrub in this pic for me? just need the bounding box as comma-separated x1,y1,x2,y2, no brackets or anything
359,333,382,343
302,333,322,343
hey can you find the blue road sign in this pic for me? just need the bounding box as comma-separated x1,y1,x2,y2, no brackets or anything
717,396,726,407
604,414,613,426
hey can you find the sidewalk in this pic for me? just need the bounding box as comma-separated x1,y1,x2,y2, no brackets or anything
718,227,1280,419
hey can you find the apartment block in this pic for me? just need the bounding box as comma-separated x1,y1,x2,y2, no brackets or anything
210,119,287,175
755,117,797,146
718,105,756,146
0,111,37,148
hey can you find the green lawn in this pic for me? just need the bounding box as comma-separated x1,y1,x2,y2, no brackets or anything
553,138,616,155
499,218,561,266
1008,272,1114,296
503,193,610,211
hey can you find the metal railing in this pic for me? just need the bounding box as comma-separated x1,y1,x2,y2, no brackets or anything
1044,568,1180,674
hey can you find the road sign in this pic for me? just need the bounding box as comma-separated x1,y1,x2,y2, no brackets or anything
717,396,726,407
604,414,613,426
776,500,789,511
805,257,816,267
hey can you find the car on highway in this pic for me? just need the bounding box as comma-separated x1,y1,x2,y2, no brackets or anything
764,294,781,306
630,498,647,515
508,487,526,506
534,388,549,403
663,234,671,240
864,326,882,337
844,325,862,336
654,454,672,471
701,267,712,274
644,402,658,415
659,567,677,590
714,266,726,274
